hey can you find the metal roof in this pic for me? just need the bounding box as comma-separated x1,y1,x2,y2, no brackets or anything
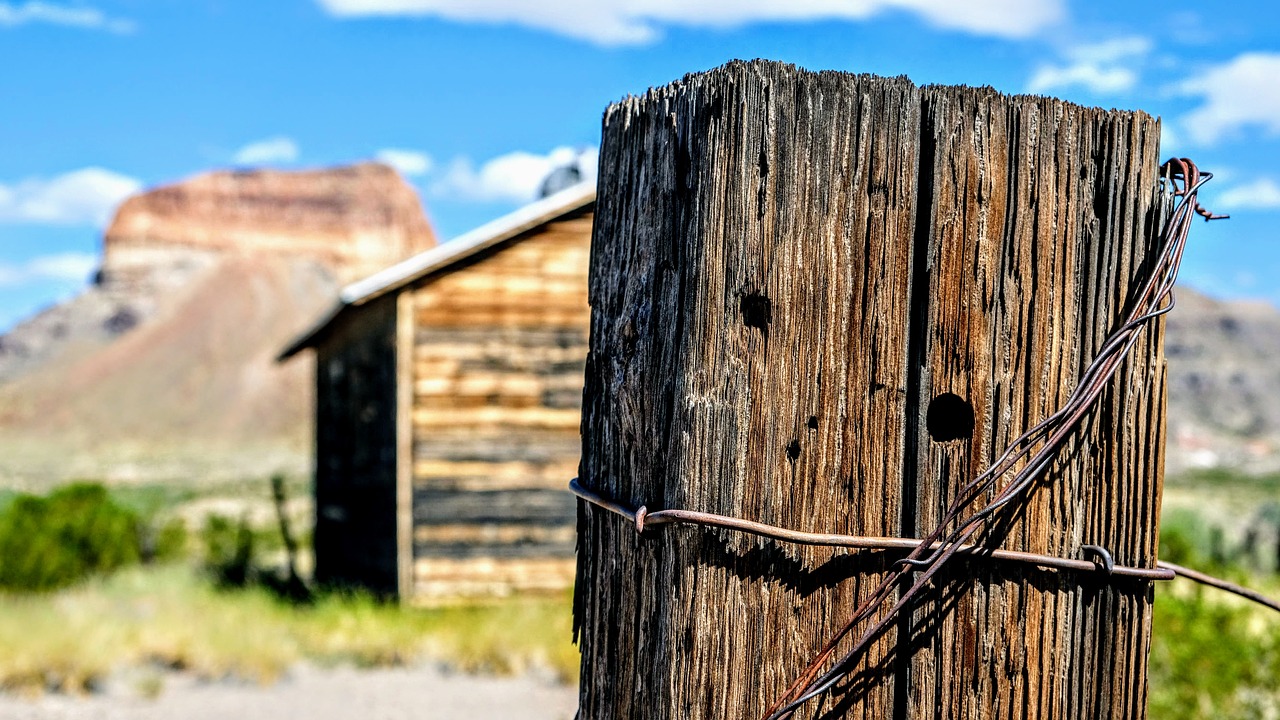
278,181,596,360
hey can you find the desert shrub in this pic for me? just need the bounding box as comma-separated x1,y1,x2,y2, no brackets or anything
147,517,190,563
1149,589,1280,719
201,513,255,588
0,482,142,592
1160,508,1213,568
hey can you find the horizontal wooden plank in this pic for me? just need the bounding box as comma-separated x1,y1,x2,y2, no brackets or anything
412,458,579,491
415,540,577,560
415,248,588,278
414,373,576,397
414,487,577,526
414,393,544,411
418,275,586,298
415,354,587,378
411,405,581,430
415,523,577,546
415,375,541,397
414,327,587,354
414,378,584,408
411,557,577,600
415,308,588,330
413,433,581,464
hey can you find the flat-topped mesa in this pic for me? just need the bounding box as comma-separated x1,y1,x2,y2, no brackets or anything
101,162,437,285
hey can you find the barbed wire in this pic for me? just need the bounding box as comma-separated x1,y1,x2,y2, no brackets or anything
764,157,1224,719
574,157,1238,719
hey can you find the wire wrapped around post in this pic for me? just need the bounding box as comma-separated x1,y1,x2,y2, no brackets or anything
761,157,1226,719
571,156,1237,719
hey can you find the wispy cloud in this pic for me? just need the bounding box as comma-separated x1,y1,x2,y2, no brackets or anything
1178,53,1280,146
431,146,596,204
375,148,433,177
316,0,1064,45
1217,178,1280,210
0,252,98,287
0,1,135,33
0,167,141,226
1027,36,1151,95
232,137,300,165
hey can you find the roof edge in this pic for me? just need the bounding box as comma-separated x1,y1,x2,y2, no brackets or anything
276,180,596,360
341,181,596,307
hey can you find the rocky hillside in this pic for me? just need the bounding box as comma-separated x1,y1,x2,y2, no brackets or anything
1164,287,1280,474
0,163,435,486
0,163,1272,485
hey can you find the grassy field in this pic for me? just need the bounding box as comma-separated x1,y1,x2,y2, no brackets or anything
0,470,1278,717
0,564,579,696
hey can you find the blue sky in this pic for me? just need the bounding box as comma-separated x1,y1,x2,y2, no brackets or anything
0,0,1276,331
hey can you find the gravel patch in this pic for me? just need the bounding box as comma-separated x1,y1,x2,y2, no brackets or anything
0,664,578,720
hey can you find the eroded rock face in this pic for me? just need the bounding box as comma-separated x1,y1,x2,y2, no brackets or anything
102,162,436,285
1164,288,1280,473
0,163,436,484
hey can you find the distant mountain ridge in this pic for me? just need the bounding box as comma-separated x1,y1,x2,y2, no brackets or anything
0,167,1272,484
0,163,435,486
1164,287,1280,474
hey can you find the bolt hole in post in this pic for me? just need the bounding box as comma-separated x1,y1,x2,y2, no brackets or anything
926,392,974,442
740,292,772,331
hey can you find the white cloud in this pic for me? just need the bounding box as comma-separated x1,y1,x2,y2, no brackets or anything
232,137,300,165
432,146,597,203
316,0,1063,45
1217,178,1280,210
0,252,98,288
1178,53,1280,146
0,167,142,226
1027,36,1151,95
0,2,135,33
375,148,433,177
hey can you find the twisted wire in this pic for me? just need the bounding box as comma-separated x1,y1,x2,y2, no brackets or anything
764,157,1224,718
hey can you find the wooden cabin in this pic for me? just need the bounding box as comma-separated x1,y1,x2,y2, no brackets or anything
280,184,594,602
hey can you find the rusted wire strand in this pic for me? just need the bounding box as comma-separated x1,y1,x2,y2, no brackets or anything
764,158,1223,719
1161,561,1280,613
570,479,1175,580
572,475,1280,611
573,157,1234,719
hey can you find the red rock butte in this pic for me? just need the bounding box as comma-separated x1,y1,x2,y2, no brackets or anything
0,162,438,485
103,162,437,284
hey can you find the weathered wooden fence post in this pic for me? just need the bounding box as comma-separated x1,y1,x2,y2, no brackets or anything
575,60,1167,719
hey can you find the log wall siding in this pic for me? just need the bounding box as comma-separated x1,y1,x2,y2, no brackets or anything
312,295,399,595
409,211,592,599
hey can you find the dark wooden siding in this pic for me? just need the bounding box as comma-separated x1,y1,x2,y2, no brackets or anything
409,210,592,599
312,296,399,595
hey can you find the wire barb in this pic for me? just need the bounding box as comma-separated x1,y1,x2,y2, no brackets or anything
575,157,1244,719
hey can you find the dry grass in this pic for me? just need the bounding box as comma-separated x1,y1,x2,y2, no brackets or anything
0,565,579,696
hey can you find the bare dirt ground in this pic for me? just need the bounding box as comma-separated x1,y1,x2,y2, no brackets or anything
0,664,578,720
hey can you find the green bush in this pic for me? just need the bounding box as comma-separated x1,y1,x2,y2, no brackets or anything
201,514,255,588
1149,589,1280,719
149,517,189,563
0,483,143,592
1160,508,1212,568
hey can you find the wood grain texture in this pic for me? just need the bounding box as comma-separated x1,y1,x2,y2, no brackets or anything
576,60,1167,719
577,60,921,719
411,557,577,603
395,290,415,600
409,211,593,598
901,86,1166,720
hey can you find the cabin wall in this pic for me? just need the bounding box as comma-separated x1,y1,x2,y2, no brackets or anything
409,210,592,599
312,296,399,595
